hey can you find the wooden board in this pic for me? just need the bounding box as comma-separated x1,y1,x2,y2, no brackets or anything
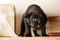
0,4,18,37
0,4,15,31
0,37,60,40
46,16,60,34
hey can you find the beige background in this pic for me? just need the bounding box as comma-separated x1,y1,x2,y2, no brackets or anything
0,1,60,40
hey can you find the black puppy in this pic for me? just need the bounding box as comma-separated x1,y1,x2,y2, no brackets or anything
19,4,48,37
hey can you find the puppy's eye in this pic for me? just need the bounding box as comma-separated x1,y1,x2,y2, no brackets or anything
32,18,35,20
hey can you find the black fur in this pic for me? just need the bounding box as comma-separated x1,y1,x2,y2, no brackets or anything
19,4,48,37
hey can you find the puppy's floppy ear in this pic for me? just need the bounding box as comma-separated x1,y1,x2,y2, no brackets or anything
42,13,48,25
39,8,48,25
19,12,31,36
19,15,25,36
19,13,31,36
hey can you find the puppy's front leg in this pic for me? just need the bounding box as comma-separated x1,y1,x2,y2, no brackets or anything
33,30,40,36
31,27,35,37
24,27,31,37
41,26,47,36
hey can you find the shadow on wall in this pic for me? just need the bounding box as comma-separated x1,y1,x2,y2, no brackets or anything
15,13,23,35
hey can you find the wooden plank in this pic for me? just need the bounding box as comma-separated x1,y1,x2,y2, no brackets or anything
0,37,60,40
48,16,60,22
0,4,15,31
46,16,60,34
0,4,18,37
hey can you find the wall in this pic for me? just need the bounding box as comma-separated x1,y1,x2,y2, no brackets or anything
0,0,60,17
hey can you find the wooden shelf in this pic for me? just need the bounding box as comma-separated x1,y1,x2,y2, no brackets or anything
0,37,60,40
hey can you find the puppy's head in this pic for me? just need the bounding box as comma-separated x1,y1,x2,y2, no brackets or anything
24,4,47,30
